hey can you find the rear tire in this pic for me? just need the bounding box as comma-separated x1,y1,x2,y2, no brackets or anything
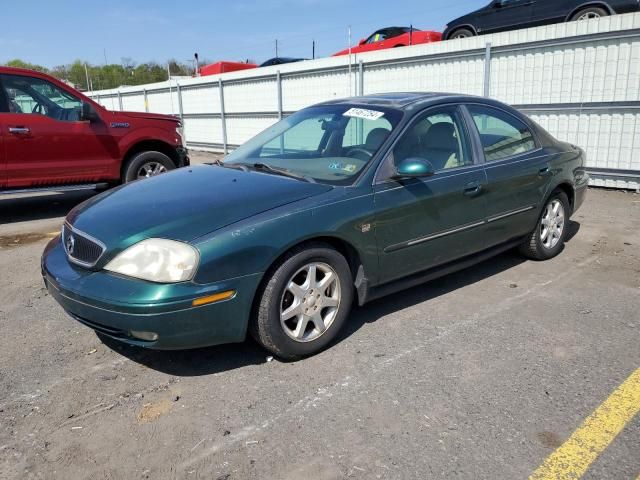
123,151,175,183
570,7,609,21
250,244,354,360
519,191,570,261
449,28,474,40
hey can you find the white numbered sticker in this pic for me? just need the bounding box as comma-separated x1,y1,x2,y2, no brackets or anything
343,108,385,121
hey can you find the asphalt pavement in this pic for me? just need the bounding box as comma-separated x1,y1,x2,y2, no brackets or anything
0,158,638,479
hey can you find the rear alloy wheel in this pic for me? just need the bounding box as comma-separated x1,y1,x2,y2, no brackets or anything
450,28,474,40
519,191,570,261
571,7,609,21
123,151,175,183
251,244,353,359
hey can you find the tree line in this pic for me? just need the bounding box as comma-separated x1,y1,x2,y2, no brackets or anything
2,58,198,91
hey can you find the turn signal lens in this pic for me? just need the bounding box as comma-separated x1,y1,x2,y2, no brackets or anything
192,290,236,307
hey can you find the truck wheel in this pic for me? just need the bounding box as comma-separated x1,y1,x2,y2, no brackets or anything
449,28,474,40
518,191,570,261
123,151,175,183
571,7,609,21
251,244,354,360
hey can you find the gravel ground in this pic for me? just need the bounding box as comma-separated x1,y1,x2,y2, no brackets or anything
0,163,639,479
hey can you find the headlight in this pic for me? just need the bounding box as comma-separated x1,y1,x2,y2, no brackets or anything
105,239,199,283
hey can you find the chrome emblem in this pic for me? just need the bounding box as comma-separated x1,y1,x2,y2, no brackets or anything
66,234,75,255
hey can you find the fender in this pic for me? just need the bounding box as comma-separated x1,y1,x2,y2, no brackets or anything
445,23,478,39
565,1,615,20
119,126,181,155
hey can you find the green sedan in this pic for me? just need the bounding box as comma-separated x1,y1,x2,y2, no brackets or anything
42,93,588,359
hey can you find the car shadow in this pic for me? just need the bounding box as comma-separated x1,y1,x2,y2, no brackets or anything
0,190,98,225
99,220,581,376
98,333,268,376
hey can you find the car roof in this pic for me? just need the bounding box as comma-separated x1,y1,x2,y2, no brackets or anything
373,26,411,33
0,66,47,76
317,92,485,110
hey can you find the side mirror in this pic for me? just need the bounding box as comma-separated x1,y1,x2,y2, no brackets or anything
80,102,100,122
392,157,435,179
359,38,366,45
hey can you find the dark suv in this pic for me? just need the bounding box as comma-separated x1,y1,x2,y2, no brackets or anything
443,0,640,39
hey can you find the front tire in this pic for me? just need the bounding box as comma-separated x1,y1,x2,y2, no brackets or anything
519,191,570,261
123,151,175,183
251,244,354,360
570,7,609,21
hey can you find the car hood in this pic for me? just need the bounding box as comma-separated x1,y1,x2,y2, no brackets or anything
66,165,332,253
119,111,180,123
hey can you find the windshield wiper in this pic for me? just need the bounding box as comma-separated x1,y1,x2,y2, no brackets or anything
251,163,315,183
209,158,250,172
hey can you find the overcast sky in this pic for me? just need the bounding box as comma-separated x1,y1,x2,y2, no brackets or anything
2,0,488,67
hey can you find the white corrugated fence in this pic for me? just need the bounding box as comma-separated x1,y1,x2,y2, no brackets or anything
90,13,640,190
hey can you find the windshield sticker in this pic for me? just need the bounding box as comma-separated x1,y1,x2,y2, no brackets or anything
343,108,385,121
329,162,358,173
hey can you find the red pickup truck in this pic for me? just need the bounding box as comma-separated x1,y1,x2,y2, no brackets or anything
0,66,188,192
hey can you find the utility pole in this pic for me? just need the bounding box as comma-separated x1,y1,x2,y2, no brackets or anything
275,39,279,58
348,26,353,97
312,40,315,60
84,63,92,92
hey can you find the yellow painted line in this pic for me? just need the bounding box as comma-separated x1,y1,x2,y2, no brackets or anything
530,368,640,480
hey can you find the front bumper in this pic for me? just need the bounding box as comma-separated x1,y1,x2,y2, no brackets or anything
42,237,261,350
176,146,190,167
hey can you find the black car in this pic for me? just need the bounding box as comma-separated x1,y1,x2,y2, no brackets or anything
443,0,640,39
260,57,307,67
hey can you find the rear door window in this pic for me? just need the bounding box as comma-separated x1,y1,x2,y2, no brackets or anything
468,105,536,161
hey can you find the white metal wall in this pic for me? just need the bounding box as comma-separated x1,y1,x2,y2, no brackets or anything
90,13,640,189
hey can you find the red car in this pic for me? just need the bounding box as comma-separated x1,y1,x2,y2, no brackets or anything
333,27,442,56
0,67,188,192
200,61,257,76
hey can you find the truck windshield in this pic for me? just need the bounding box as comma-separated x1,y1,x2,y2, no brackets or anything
224,105,403,186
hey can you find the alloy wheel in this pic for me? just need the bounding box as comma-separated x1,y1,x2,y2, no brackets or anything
137,162,168,179
280,262,341,343
540,199,565,249
578,11,602,20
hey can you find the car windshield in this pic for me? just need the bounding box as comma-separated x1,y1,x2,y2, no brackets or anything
224,104,403,186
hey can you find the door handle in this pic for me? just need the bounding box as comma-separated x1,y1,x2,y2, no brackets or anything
538,167,553,178
9,127,31,135
463,182,483,197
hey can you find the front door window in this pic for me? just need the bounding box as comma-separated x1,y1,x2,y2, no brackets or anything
1,74,82,121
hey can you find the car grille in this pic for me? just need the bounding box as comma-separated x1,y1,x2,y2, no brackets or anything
62,223,106,267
